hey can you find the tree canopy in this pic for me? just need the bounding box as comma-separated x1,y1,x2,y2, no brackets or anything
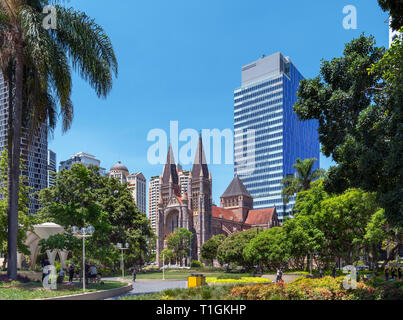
38,163,153,267
293,34,402,226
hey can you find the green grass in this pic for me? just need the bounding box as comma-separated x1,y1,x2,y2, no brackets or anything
129,269,252,280
121,285,240,300
0,280,127,300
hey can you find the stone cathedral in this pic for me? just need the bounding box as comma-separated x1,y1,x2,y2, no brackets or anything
156,135,280,267
156,135,212,267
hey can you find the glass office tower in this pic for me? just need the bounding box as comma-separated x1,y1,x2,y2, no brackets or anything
234,52,319,221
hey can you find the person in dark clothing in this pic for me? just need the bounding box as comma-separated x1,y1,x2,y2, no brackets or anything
398,267,402,280
132,267,137,282
84,261,90,284
68,264,75,282
332,266,337,278
319,268,324,278
385,267,389,281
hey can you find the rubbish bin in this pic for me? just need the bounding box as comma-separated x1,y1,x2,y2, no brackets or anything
188,274,206,288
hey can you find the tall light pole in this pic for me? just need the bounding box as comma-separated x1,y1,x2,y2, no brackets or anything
117,242,129,279
72,226,95,293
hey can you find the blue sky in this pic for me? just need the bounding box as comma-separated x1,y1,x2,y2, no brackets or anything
49,0,390,206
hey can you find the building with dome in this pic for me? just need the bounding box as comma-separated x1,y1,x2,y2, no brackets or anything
108,161,147,214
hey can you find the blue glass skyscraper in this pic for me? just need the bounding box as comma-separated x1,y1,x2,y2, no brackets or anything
234,52,319,222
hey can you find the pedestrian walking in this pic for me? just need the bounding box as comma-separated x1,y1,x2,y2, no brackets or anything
332,266,336,278
276,268,280,283
68,264,75,283
319,268,323,278
385,267,389,281
132,267,137,282
398,267,402,280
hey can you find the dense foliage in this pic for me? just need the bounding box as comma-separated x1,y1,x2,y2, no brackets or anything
38,163,154,268
293,34,402,227
166,228,193,265
230,277,403,300
0,150,39,267
200,234,226,265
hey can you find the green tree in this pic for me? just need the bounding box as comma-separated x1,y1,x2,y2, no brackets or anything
293,34,403,226
0,0,118,279
243,227,290,271
159,248,175,265
166,228,193,266
285,181,329,271
38,163,153,268
216,229,258,268
378,0,403,30
281,158,325,210
200,234,226,266
0,149,37,268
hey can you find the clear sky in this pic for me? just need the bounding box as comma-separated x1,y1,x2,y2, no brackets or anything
49,0,390,207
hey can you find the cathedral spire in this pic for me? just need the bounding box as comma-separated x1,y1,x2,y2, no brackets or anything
192,134,209,179
162,144,178,185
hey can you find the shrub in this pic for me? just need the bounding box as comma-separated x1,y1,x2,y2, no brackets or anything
0,275,31,284
190,260,204,268
229,276,388,300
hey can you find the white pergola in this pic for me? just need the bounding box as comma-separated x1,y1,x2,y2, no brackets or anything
18,223,69,270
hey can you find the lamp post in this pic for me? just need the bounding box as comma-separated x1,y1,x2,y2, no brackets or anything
117,242,129,279
72,225,95,293
163,253,165,281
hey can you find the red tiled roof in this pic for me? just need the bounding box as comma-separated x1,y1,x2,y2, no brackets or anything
175,196,183,204
212,206,239,222
245,208,276,226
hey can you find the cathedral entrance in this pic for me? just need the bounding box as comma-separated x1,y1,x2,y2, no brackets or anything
164,209,179,238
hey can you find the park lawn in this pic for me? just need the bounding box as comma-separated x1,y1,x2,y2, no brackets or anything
129,270,251,280
0,280,127,300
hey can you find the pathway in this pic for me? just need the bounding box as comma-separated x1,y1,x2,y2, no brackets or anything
104,278,187,300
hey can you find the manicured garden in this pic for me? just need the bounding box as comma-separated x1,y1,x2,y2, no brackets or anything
125,268,251,281
0,275,127,300
121,276,403,300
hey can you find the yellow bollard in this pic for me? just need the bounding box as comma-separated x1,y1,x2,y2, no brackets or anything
188,274,204,288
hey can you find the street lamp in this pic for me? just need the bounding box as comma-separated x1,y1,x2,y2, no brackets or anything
72,225,95,293
117,242,129,279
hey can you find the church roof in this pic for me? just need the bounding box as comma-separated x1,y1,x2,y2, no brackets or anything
212,206,240,222
245,208,276,226
191,135,209,179
162,145,179,185
221,175,252,198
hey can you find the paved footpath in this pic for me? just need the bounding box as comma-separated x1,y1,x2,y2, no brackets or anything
104,278,188,300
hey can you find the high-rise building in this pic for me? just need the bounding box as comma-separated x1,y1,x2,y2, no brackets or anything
128,172,147,214
47,150,57,187
108,161,147,214
0,74,48,215
59,152,106,175
389,18,401,48
234,52,320,221
148,176,160,232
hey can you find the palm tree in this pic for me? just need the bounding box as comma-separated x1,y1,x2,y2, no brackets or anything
281,158,325,214
0,0,118,279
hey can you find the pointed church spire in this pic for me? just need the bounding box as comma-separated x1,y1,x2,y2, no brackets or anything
192,133,209,179
162,144,178,185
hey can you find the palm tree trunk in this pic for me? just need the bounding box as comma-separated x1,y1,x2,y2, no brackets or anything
7,44,23,280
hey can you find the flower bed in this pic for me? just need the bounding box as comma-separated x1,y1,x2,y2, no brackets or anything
229,276,403,300
206,277,271,284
